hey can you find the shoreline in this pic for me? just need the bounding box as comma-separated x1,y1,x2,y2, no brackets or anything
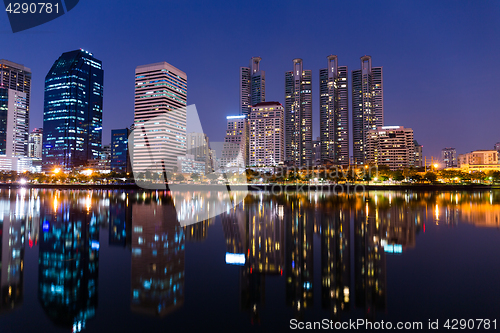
0,183,498,191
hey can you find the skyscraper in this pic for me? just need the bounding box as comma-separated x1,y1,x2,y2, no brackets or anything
187,132,211,173
248,102,284,167
240,57,265,116
319,55,349,165
285,59,312,167
0,88,27,157
352,56,383,165
132,62,187,173
111,128,130,173
0,59,31,155
29,128,43,158
441,148,457,168
42,50,103,170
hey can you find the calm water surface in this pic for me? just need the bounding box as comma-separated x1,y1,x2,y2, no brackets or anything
0,189,499,332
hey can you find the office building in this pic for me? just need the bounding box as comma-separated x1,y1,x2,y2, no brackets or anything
42,49,103,171
220,115,248,169
352,56,383,165
240,57,265,116
132,62,187,173
0,59,31,155
319,55,348,165
177,154,206,174
111,128,130,173
0,88,27,157
495,142,500,153
414,140,423,168
28,128,43,158
248,102,284,167
187,132,211,173
366,126,414,170
441,148,457,168
285,59,312,166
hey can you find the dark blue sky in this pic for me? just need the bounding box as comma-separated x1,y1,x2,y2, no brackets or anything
1,0,499,160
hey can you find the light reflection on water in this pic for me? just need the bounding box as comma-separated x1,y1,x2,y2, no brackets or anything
0,189,499,332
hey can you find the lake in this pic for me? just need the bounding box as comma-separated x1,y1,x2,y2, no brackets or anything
0,189,499,332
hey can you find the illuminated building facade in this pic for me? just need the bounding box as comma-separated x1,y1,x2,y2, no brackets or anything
42,49,103,171
285,59,312,166
220,115,248,168
248,102,284,167
0,59,31,155
240,57,265,117
414,140,423,168
442,147,457,168
352,56,383,165
29,128,43,158
320,55,349,165
132,62,187,173
366,126,415,170
111,128,130,173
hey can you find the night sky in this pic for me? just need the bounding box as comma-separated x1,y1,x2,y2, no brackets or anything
1,0,499,160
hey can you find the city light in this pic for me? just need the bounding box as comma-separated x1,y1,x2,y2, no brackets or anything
53,168,61,174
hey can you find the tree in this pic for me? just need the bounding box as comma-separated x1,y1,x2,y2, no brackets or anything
424,172,437,183
392,170,405,182
190,173,200,181
175,174,185,182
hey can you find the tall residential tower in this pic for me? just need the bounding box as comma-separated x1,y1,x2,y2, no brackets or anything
132,62,187,173
240,57,265,117
319,55,348,165
42,50,103,170
285,59,312,166
352,56,383,165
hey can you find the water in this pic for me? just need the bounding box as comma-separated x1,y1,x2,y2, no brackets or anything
0,189,499,332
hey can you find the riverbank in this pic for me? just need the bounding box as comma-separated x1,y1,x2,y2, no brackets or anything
0,183,498,191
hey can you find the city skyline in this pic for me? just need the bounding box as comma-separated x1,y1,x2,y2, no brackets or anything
1,1,498,161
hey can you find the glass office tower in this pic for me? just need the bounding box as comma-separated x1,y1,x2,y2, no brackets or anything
42,49,103,171
111,128,130,173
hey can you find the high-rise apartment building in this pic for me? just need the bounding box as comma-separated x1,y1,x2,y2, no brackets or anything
285,59,312,166
366,126,414,170
352,56,383,165
240,57,265,117
248,102,284,167
441,148,457,168
0,59,31,155
319,55,349,165
28,128,43,158
133,62,187,173
111,128,130,173
42,49,103,170
221,115,248,168
414,140,423,168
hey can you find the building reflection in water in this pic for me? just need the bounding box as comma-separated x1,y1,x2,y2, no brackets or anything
38,191,99,333
1,188,498,329
109,192,132,248
130,194,185,317
0,190,28,314
320,208,350,320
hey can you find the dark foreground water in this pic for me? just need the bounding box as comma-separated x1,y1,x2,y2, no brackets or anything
0,189,499,332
